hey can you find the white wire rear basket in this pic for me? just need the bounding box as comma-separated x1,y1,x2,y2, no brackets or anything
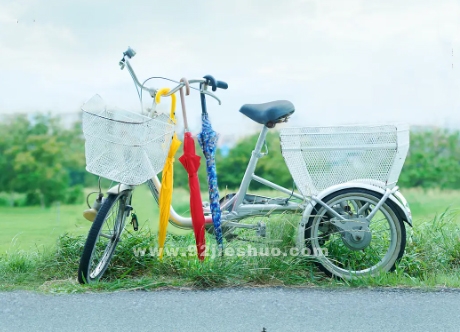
82,95,175,185
280,124,409,196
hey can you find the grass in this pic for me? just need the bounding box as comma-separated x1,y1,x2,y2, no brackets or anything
1,187,460,292
402,188,460,222
2,187,458,254
0,219,321,292
0,184,192,254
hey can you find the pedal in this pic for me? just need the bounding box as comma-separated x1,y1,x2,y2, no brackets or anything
130,213,139,231
256,222,266,237
243,194,287,206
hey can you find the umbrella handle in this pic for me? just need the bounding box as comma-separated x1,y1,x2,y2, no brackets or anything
155,87,177,123
180,77,190,96
179,78,190,131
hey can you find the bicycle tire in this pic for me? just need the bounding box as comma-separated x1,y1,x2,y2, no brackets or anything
305,188,406,279
78,192,130,284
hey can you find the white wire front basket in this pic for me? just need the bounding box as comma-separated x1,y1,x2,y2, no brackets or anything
81,95,175,185
280,124,409,197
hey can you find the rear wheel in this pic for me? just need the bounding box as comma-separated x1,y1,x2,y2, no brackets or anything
78,192,131,284
305,188,406,279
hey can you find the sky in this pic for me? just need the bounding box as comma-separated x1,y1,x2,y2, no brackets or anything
0,0,459,142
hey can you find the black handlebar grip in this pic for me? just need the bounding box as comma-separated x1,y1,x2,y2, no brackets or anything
203,75,228,91
203,75,217,91
216,80,228,89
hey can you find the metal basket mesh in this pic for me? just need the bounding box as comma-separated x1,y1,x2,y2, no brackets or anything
82,95,175,185
280,125,409,196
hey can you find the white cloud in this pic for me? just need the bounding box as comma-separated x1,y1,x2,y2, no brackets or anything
0,0,459,137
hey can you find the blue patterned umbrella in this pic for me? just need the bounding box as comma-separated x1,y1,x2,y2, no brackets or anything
197,112,223,250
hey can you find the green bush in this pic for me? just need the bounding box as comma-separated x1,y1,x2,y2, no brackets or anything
0,114,86,208
64,185,84,205
0,192,27,207
399,128,460,189
25,192,42,206
0,195,9,207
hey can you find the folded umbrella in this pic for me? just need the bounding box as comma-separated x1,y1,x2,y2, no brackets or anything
178,78,206,261
156,87,181,260
197,101,223,250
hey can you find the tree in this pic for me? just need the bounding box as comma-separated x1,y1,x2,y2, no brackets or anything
0,113,86,207
399,128,460,189
216,131,293,191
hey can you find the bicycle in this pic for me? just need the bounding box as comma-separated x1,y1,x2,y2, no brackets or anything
77,48,412,284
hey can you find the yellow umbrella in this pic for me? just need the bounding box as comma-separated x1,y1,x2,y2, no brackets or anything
155,87,181,260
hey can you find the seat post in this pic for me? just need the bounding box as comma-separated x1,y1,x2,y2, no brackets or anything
232,125,269,208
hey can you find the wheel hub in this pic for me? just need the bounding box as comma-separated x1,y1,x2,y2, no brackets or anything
341,225,372,250
330,217,372,251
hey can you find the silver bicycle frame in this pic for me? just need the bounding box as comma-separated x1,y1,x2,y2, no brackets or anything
145,125,306,230
119,50,409,232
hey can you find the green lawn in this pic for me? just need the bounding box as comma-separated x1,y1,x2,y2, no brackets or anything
401,188,460,222
1,186,459,254
0,185,192,254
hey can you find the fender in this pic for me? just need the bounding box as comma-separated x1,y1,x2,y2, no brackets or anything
107,183,134,195
297,182,412,248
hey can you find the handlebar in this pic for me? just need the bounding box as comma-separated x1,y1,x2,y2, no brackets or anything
203,75,228,91
119,48,226,105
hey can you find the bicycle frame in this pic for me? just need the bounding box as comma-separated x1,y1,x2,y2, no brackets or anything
143,124,306,230
116,48,412,232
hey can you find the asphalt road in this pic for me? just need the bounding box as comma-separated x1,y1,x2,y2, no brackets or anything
1,288,459,332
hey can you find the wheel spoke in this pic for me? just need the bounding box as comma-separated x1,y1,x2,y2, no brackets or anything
99,232,114,240
78,193,129,284
305,190,405,279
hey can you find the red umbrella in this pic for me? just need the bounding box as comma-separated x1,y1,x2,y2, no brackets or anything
177,78,206,261
179,132,206,261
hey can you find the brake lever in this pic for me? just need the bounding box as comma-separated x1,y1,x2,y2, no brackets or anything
202,90,221,105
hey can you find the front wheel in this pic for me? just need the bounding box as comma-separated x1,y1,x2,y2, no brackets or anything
78,192,131,284
305,188,406,279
